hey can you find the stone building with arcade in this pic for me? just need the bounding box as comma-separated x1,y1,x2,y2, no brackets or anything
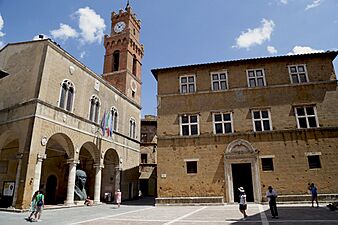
0,6,143,209
152,51,338,204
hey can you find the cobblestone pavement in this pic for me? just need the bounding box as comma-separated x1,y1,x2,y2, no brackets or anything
0,199,337,225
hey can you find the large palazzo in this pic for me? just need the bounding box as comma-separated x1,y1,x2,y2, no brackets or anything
0,6,143,209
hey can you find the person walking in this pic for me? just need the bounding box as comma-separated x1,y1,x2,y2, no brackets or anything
266,186,279,219
33,190,44,222
115,189,122,208
309,183,319,207
238,187,248,220
27,190,39,221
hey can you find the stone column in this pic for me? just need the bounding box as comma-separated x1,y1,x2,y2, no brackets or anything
93,164,104,204
32,153,47,193
12,153,24,207
65,159,79,205
114,166,121,192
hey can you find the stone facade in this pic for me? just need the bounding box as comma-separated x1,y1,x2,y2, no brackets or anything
152,52,338,204
139,115,157,197
0,7,143,208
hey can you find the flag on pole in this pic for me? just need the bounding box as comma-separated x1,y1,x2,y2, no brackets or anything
100,111,106,135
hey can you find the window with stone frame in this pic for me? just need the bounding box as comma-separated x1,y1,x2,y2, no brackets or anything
89,96,100,123
141,153,147,164
247,69,266,87
186,161,197,174
211,71,228,91
294,106,318,128
111,107,118,131
252,109,272,132
180,114,199,136
59,80,75,112
180,75,196,94
213,112,233,134
129,118,136,139
307,155,321,169
261,158,274,171
288,64,308,84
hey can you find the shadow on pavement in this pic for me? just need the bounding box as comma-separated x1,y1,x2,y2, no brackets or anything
121,196,155,206
231,205,338,224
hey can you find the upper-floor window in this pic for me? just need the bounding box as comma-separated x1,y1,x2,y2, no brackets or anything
129,118,136,139
141,153,147,164
89,96,100,123
294,106,318,128
112,50,120,72
111,107,118,131
180,75,196,94
213,112,233,134
132,55,137,76
247,69,266,87
252,109,272,132
180,114,199,136
59,80,75,112
141,133,148,143
289,65,308,84
211,71,228,91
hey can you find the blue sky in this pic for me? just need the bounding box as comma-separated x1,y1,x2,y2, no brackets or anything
0,0,337,117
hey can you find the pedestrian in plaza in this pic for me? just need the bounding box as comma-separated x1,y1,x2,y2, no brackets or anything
309,183,319,207
33,190,44,222
238,187,248,220
84,196,94,206
266,186,279,219
26,190,39,221
115,189,122,208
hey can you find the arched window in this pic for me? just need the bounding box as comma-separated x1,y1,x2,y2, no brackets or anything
89,96,100,123
59,80,75,112
129,118,136,139
112,50,120,72
132,55,137,76
111,107,118,131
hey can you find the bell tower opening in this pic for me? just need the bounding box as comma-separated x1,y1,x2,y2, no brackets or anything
102,4,144,106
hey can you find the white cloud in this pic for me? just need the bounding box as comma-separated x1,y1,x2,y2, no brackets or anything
267,46,278,54
50,23,78,41
288,46,324,55
305,0,322,11
32,34,49,40
280,0,288,5
235,19,275,49
80,51,86,59
0,14,5,39
75,7,106,44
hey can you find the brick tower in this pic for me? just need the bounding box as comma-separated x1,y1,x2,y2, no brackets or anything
103,4,144,105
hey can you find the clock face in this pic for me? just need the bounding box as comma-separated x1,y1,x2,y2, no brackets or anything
114,21,126,33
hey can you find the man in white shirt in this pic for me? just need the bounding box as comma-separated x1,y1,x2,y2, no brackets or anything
266,186,278,219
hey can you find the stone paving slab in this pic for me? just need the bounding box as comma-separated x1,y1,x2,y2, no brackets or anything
0,202,337,225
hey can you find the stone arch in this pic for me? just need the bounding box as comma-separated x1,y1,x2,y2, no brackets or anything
101,148,120,202
40,132,75,204
226,139,255,154
79,141,100,164
45,133,75,159
0,130,20,207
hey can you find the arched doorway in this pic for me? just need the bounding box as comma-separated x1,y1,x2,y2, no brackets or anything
101,149,119,202
224,139,261,203
45,175,57,204
0,137,19,208
78,142,98,200
41,133,74,205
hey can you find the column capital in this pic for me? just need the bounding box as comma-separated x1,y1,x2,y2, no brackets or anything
67,159,80,165
93,164,104,169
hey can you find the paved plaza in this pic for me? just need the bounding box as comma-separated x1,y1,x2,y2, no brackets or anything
0,198,337,225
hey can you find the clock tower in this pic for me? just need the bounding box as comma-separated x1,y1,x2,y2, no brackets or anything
103,5,144,106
